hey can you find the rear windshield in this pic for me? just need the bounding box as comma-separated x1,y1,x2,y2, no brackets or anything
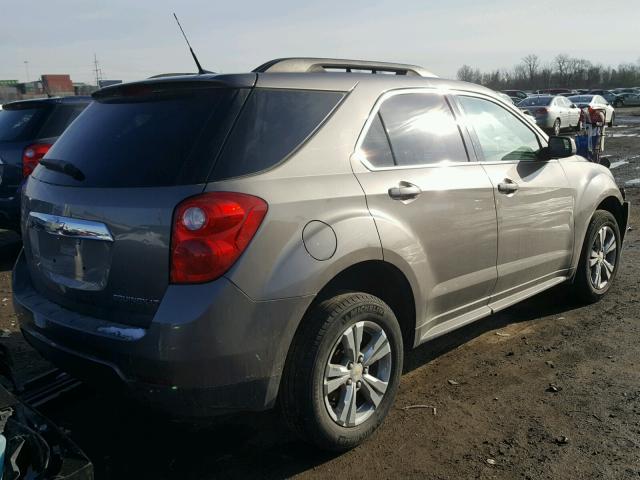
36,103,89,139
518,97,553,107
34,88,248,187
568,95,593,103
0,107,46,142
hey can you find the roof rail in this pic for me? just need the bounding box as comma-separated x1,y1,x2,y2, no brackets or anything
253,57,437,78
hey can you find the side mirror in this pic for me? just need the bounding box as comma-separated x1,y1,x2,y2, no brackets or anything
542,136,576,159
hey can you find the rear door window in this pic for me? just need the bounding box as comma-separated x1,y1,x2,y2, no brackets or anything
210,89,344,180
375,92,468,167
33,87,248,187
359,113,395,168
37,103,89,139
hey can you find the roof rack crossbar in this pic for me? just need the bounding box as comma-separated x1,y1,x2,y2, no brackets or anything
253,58,437,78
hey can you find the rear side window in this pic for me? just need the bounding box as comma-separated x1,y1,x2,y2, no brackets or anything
37,103,89,138
34,88,247,187
210,89,344,180
0,108,45,142
376,92,468,167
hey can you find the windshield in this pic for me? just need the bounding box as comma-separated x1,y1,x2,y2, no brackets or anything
0,108,44,142
518,97,553,107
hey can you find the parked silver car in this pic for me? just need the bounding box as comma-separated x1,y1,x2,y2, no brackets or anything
517,95,582,135
13,58,629,451
567,95,616,127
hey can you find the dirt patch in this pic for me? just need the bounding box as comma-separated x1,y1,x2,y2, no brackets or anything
0,119,639,479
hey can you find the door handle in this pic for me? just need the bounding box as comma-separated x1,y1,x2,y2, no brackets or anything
388,182,422,201
497,179,519,194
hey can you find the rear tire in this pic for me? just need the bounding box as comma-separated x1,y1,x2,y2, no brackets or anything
571,210,621,304
280,292,403,451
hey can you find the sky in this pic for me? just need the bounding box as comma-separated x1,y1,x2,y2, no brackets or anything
1,0,637,84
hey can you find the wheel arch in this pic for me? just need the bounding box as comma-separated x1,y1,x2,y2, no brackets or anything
596,195,628,241
299,260,417,353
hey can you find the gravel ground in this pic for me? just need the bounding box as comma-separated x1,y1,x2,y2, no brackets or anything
0,108,639,479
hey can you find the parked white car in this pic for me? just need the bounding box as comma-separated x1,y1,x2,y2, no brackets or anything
517,95,581,135
568,95,616,127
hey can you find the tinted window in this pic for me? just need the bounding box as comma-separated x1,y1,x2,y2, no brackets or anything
377,93,467,166
458,96,541,162
0,108,43,142
518,96,553,107
359,113,394,168
568,95,593,103
211,89,344,180
37,103,89,138
34,88,247,187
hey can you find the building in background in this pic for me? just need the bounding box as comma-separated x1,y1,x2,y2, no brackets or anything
41,74,74,96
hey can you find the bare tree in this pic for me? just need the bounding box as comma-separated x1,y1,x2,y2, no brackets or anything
554,54,571,85
522,54,540,85
456,65,475,82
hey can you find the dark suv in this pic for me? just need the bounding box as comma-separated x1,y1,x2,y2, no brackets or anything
0,97,91,230
12,58,628,451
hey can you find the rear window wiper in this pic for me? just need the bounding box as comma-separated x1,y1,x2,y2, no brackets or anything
39,159,85,181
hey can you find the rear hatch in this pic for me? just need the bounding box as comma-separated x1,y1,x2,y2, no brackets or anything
21,76,254,327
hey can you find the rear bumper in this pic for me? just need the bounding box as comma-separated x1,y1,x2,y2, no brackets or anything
13,251,312,417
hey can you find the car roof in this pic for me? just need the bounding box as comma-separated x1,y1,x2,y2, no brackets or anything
97,58,498,98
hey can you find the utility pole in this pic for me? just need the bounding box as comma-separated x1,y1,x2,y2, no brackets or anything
24,61,30,82
93,54,102,86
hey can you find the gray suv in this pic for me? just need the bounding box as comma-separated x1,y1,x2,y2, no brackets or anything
12,58,629,451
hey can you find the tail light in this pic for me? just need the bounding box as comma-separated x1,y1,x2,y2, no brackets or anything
22,143,52,177
170,192,268,284
536,107,549,115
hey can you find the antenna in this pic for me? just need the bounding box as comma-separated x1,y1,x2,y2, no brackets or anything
173,13,209,74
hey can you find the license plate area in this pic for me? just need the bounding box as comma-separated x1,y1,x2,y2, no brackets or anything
27,213,113,292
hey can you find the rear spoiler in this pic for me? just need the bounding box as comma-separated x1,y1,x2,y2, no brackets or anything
93,73,257,100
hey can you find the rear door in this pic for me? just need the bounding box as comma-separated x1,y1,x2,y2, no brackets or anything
453,93,574,310
351,90,498,334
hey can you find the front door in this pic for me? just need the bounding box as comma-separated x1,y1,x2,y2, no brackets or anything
454,93,574,309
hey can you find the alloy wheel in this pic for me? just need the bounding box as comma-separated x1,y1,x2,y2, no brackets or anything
323,321,392,427
589,225,617,290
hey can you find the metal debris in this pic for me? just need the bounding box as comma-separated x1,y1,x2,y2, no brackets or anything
401,405,437,415
486,458,497,465
447,379,459,386
555,436,569,445
495,332,510,337
546,384,562,393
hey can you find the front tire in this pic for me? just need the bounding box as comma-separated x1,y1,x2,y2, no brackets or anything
280,292,404,451
571,210,621,303
608,113,615,128
552,118,561,136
